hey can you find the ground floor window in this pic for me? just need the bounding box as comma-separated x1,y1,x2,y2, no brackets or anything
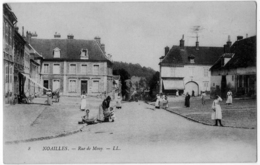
53,79,60,91
92,80,99,93
69,79,77,92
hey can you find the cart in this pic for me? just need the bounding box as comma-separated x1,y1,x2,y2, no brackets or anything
52,88,60,102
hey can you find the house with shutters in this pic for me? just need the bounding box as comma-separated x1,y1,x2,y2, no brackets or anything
159,35,223,96
209,35,256,98
30,34,114,96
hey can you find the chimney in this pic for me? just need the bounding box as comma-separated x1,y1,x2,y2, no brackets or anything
195,34,199,50
101,44,105,54
26,31,32,44
237,36,243,41
224,35,232,53
180,34,184,49
22,26,24,37
227,35,232,47
67,34,74,39
246,34,248,38
94,36,101,44
54,32,61,38
165,46,169,55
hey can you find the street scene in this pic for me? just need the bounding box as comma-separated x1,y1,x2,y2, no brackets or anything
3,1,257,163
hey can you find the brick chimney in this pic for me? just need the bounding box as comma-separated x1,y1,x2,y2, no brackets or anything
26,31,32,44
22,26,24,37
227,35,232,47
180,35,184,49
165,46,169,55
101,44,105,54
94,36,101,44
54,32,61,38
224,35,232,53
67,34,74,39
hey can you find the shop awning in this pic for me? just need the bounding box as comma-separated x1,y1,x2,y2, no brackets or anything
21,73,49,90
163,79,184,90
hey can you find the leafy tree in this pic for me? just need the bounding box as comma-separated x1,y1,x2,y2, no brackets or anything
149,71,160,96
113,69,130,98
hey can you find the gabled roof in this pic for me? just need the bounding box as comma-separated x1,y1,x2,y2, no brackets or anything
160,45,223,66
210,36,256,70
30,38,111,62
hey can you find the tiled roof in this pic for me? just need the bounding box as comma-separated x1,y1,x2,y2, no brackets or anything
30,38,110,62
160,45,223,66
210,36,256,70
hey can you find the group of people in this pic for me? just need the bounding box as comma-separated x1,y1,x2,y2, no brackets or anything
79,91,121,125
155,93,169,109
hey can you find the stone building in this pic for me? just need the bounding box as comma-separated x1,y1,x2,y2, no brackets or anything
30,34,114,96
210,35,256,98
159,35,223,96
3,3,17,104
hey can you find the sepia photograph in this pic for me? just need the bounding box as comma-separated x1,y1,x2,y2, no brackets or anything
2,1,257,163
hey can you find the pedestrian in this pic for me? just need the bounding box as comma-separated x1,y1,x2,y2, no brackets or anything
226,90,233,105
162,95,169,109
211,95,224,126
80,91,87,111
184,92,190,107
155,94,160,109
98,96,115,122
201,91,206,105
176,90,179,97
116,93,122,109
46,89,53,105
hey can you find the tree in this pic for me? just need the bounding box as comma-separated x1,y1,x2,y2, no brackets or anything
113,69,130,98
149,71,160,96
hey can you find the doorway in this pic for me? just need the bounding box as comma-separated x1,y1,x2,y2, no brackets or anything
81,80,88,94
43,80,48,94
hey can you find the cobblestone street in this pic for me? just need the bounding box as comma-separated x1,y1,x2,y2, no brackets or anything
4,97,257,163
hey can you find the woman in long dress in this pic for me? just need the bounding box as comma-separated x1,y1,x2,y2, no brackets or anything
226,90,233,105
98,96,112,122
155,94,160,109
212,95,224,126
116,93,122,109
46,89,53,105
80,91,87,111
185,92,190,107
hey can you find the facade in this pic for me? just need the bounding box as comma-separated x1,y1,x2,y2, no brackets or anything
159,35,223,96
30,35,113,96
3,4,17,104
210,36,256,98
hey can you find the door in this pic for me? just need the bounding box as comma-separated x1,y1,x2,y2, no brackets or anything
185,81,199,96
53,80,60,91
81,81,88,94
43,80,48,94
92,80,99,93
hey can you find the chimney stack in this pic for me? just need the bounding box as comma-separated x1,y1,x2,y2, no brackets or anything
14,26,19,31
94,36,101,44
101,44,105,54
246,34,248,38
54,32,61,38
26,31,32,44
67,34,74,39
22,26,24,37
237,36,243,41
180,34,185,49
165,46,169,55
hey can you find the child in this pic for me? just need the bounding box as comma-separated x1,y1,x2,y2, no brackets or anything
116,93,122,109
80,91,87,111
201,91,206,105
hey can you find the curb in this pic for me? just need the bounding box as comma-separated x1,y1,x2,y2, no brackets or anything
144,102,255,130
5,125,86,145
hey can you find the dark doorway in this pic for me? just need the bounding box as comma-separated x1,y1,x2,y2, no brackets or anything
81,81,88,94
43,80,48,94
221,75,227,98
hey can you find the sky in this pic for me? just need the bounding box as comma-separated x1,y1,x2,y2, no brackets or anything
9,1,256,71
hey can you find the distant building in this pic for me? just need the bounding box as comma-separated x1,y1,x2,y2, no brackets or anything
159,35,223,96
210,35,256,98
3,3,17,104
30,34,114,96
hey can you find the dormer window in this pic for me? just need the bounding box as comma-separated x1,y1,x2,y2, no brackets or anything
53,47,60,58
188,54,195,64
190,59,195,63
80,49,88,59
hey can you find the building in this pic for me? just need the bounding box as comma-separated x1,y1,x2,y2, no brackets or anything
210,35,256,98
159,35,223,96
30,34,114,96
3,3,17,104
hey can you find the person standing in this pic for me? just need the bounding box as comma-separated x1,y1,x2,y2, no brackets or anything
80,91,87,111
185,92,190,107
176,90,179,97
46,89,53,105
201,91,206,105
98,96,113,122
212,95,224,126
226,90,233,105
155,94,160,109
116,93,122,109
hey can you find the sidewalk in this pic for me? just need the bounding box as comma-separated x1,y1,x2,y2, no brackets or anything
148,96,256,129
4,96,103,144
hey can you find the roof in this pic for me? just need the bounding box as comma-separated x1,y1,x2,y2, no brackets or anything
160,45,223,66
30,38,111,62
210,36,256,70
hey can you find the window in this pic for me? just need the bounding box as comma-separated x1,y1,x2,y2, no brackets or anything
81,64,87,74
9,65,12,83
204,68,208,77
190,59,194,63
5,65,9,83
204,81,209,87
213,83,215,87
232,75,234,81
92,80,99,93
9,26,12,46
80,49,88,59
69,80,77,92
53,64,60,74
53,80,60,91
69,64,76,74
44,64,49,73
53,48,60,58
93,65,99,75
5,22,9,44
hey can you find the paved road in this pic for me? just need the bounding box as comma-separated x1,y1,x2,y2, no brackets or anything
4,101,256,163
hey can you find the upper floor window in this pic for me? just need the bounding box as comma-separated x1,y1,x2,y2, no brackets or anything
93,65,99,75
81,64,87,74
69,64,76,74
80,49,89,59
53,64,60,74
44,64,49,73
204,68,208,77
53,47,61,58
